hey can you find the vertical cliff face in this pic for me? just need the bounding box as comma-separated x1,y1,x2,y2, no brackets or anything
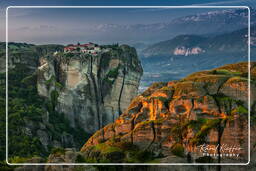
37,45,143,133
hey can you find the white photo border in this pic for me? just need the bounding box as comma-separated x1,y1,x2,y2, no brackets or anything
5,5,251,166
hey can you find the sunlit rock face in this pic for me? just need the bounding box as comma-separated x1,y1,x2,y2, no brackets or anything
37,45,143,133
81,62,256,163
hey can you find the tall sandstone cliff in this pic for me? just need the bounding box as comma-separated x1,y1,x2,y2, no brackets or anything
81,62,256,164
37,45,143,133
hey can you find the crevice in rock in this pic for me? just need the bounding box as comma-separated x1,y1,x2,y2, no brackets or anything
145,121,156,151
100,79,104,105
102,128,105,142
252,102,256,118
131,116,135,144
217,121,225,165
90,74,101,129
111,106,115,122
189,98,195,119
212,95,222,116
97,56,104,104
216,78,229,94
202,78,229,114
112,124,116,139
90,55,93,74
53,58,60,82
118,66,127,116
201,79,230,166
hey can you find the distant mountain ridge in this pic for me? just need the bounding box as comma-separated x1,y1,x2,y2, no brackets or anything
141,25,255,58
91,9,255,43
139,26,256,90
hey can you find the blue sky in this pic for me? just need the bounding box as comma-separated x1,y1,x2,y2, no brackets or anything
0,0,255,44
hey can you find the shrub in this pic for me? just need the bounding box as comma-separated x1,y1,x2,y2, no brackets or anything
64,53,74,58
0,160,14,170
125,150,153,163
51,147,65,155
45,75,55,85
103,77,114,85
171,143,184,157
136,150,153,161
21,73,37,86
113,141,137,151
94,143,122,154
106,66,119,79
212,69,241,76
100,52,111,69
84,157,97,163
9,156,28,163
236,105,248,114
195,156,214,163
75,154,86,163
50,90,59,111
54,82,62,90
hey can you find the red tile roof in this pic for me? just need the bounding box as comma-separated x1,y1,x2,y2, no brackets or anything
64,43,95,50
79,44,90,47
64,47,76,50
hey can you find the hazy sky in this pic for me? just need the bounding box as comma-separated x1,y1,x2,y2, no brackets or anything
6,8,214,44
0,0,255,45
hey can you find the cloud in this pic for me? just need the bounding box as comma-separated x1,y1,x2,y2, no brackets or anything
13,25,57,32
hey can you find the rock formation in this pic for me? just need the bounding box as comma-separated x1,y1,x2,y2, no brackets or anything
37,45,143,133
81,62,255,163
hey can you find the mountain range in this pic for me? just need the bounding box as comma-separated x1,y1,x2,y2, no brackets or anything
142,25,256,57
138,25,256,90
93,9,256,44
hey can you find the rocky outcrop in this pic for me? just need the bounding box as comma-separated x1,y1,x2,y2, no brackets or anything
0,42,64,73
81,62,255,163
37,45,143,133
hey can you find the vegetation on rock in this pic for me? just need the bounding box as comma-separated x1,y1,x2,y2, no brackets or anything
81,62,255,163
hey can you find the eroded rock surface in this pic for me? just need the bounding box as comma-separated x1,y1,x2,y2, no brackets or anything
37,45,143,133
81,62,256,163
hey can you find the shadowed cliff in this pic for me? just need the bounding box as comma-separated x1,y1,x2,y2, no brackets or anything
37,44,143,134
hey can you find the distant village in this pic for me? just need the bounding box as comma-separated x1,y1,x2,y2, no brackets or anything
63,42,109,55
